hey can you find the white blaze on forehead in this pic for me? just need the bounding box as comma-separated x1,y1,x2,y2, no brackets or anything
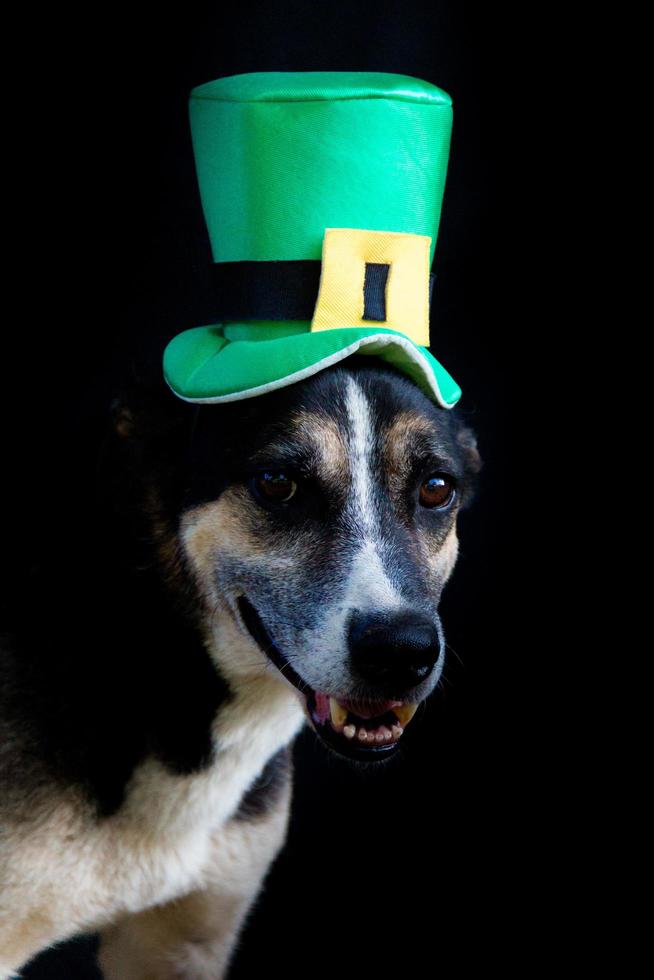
343,376,404,613
345,375,377,534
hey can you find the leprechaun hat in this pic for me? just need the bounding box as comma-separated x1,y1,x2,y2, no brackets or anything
163,71,462,409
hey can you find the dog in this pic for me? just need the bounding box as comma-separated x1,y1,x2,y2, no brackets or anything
0,354,480,978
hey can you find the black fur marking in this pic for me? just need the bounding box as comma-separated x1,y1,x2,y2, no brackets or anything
0,378,232,819
237,596,309,694
0,561,231,820
233,747,292,821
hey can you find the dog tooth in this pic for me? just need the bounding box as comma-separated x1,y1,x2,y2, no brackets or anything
357,728,368,742
391,725,404,739
343,724,356,739
329,698,348,728
375,731,385,743
394,704,418,726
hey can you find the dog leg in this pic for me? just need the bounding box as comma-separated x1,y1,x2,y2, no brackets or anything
98,771,291,980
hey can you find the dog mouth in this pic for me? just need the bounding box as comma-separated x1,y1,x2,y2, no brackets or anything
236,596,419,763
306,690,417,761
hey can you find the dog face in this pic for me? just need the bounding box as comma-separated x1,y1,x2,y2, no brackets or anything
163,357,480,763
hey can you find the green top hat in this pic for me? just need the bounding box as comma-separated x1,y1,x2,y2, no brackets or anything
163,71,462,409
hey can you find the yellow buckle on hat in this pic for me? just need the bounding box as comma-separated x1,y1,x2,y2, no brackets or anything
310,228,431,346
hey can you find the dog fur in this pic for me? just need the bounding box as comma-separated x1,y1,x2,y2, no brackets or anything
0,356,480,978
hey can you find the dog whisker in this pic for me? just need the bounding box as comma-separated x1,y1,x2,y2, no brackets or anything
444,641,464,667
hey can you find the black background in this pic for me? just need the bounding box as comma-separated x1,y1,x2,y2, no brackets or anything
2,1,587,975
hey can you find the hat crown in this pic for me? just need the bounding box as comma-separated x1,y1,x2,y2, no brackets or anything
189,70,453,265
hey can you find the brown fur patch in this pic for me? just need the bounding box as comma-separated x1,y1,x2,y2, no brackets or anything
180,490,269,602
288,410,350,486
179,412,350,611
255,410,350,493
433,524,459,579
413,523,460,590
381,410,438,502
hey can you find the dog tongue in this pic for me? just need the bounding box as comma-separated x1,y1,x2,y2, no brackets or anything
339,698,403,719
314,692,402,724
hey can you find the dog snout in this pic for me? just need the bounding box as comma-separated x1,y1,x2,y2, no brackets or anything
347,611,441,694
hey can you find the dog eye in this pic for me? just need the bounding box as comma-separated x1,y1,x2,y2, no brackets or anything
418,474,455,509
253,471,298,504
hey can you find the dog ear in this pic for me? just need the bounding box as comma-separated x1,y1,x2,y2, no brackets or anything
110,378,190,444
456,424,482,473
103,379,197,526
111,399,135,440
455,422,482,508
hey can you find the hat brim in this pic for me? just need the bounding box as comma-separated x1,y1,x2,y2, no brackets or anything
163,324,461,409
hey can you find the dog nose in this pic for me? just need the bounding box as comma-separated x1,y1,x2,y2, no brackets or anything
348,612,441,692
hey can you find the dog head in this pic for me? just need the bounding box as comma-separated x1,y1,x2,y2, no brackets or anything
114,356,481,763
